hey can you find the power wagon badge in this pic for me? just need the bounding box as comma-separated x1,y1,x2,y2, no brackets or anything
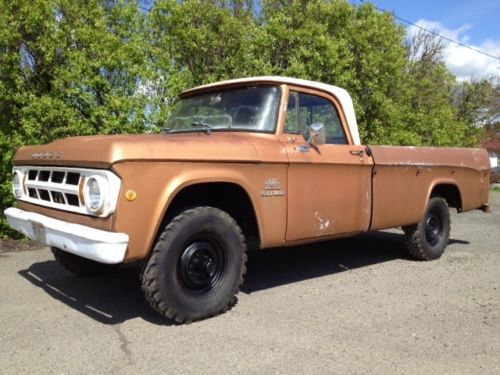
261,178,284,197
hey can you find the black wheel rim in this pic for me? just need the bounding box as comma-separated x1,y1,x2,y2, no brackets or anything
425,210,443,246
178,237,225,294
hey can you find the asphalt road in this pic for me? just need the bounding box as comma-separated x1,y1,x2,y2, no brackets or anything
1,192,499,374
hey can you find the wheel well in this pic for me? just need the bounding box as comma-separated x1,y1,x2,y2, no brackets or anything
431,184,462,212
158,182,260,248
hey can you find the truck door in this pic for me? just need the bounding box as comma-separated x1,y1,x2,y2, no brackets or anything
280,88,373,242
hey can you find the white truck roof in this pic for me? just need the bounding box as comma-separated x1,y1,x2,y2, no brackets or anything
185,76,361,145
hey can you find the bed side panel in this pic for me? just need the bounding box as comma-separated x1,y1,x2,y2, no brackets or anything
369,146,490,230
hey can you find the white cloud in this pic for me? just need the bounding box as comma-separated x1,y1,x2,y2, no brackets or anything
407,20,500,82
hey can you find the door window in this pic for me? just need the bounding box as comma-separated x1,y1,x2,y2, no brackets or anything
285,91,347,144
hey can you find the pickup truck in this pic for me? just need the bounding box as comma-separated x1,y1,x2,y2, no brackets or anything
4,76,491,323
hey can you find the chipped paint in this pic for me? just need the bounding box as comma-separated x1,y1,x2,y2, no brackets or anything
370,145,489,172
314,211,330,234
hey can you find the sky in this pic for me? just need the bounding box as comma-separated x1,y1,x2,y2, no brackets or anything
353,0,500,81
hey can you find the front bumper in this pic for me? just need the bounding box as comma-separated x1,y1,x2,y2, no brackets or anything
4,207,128,264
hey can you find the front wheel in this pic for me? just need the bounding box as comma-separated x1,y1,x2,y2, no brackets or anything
141,207,247,323
403,197,451,260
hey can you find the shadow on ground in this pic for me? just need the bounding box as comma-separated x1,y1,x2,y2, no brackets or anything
242,230,409,293
18,262,167,326
18,230,465,325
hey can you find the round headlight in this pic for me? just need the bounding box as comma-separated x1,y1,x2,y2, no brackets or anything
12,171,22,198
84,176,105,213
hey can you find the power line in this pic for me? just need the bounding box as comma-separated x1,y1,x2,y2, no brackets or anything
358,0,500,62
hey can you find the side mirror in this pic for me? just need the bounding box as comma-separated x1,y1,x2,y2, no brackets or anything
300,123,325,152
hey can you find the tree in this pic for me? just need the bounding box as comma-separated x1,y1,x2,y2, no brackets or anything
258,0,413,145
454,78,497,128
0,0,149,236
404,29,485,146
147,0,263,128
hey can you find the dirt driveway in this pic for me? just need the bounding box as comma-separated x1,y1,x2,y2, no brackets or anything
1,192,499,374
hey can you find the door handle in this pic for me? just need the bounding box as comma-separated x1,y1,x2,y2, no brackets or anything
349,150,364,157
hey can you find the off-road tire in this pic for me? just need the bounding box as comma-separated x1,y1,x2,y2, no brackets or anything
403,197,451,260
141,207,247,323
51,247,118,276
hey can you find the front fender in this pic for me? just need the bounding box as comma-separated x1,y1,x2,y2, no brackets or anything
112,161,288,261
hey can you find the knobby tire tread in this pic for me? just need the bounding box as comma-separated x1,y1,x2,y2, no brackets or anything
141,207,247,323
404,197,450,261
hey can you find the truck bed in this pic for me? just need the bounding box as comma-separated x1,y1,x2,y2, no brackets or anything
369,146,490,230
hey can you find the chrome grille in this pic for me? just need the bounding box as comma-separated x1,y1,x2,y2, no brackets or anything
24,168,82,208
14,165,122,217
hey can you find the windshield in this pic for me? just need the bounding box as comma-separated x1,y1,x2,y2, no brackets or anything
165,86,281,133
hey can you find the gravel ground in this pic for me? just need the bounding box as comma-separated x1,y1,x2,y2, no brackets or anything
1,191,499,374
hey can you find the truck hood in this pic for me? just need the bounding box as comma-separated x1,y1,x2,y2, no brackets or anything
13,132,276,168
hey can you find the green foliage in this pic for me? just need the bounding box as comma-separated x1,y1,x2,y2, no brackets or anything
1,0,497,237
147,0,263,127
0,0,149,236
402,29,482,147
454,79,496,126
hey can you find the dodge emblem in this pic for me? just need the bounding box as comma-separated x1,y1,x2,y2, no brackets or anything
31,152,64,159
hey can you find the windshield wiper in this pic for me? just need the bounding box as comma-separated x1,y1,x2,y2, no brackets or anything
191,121,212,134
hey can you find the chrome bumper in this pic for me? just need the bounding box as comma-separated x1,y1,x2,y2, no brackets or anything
4,207,128,264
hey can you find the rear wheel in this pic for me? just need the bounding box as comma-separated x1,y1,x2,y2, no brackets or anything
403,197,451,260
141,207,247,323
51,247,118,276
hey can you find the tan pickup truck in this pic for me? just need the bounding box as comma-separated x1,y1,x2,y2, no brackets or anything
4,77,491,323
